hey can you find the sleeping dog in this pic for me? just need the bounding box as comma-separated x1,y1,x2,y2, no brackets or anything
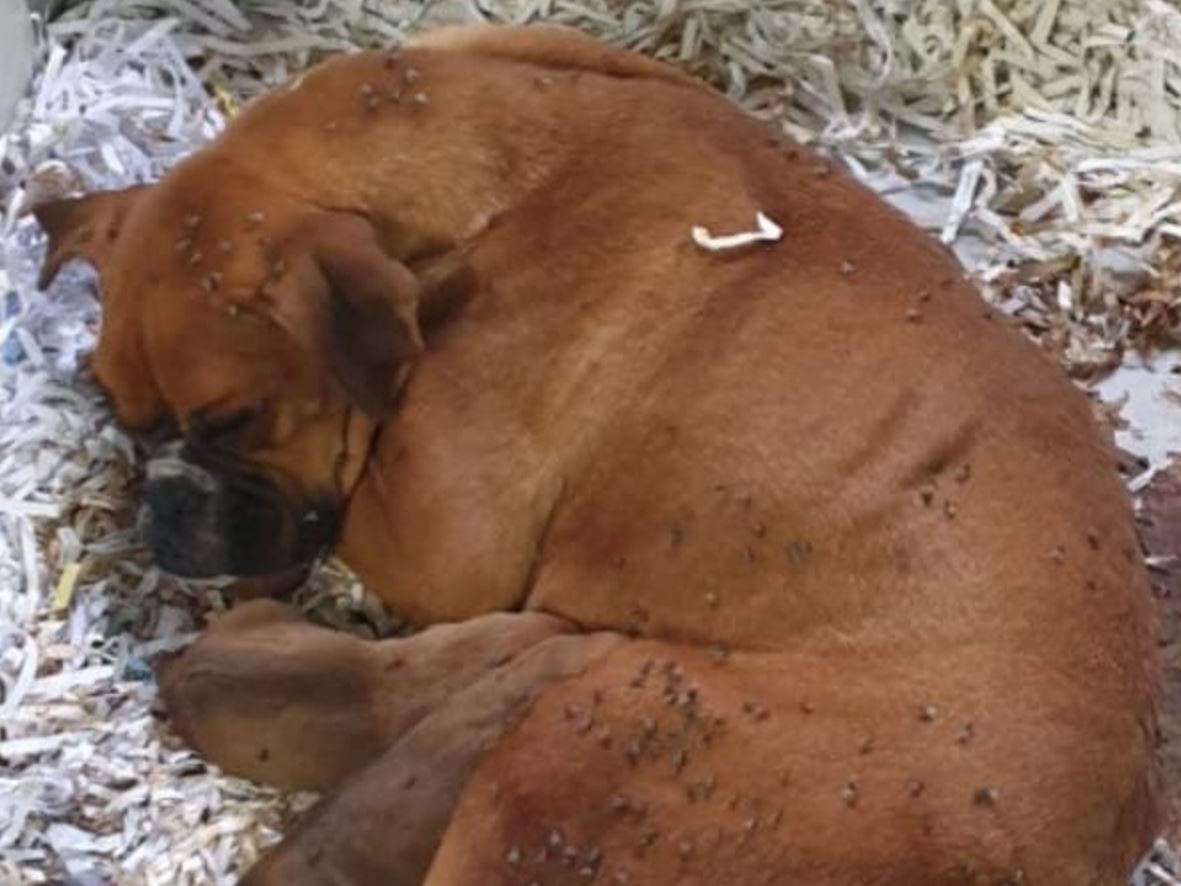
34,24,1159,885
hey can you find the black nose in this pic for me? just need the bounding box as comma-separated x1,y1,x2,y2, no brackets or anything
144,475,210,528
141,450,340,580
142,472,227,578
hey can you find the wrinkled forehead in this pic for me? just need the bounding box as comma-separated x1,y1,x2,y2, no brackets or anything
97,192,309,426
91,291,275,431
145,310,284,419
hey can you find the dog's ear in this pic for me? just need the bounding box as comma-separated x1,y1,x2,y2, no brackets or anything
268,213,428,419
32,185,152,290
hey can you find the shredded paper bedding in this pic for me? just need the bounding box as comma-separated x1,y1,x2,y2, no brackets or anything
2,0,1181,883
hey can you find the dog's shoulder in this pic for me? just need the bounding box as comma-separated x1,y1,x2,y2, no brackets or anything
407,23,699,89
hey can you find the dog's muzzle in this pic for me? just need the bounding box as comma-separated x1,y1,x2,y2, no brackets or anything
140,443,341,579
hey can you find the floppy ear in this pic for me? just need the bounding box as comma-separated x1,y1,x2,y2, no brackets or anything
269,213,430,419
32,185,152,290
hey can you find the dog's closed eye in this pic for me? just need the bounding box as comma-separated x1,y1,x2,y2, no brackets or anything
188,406,260,450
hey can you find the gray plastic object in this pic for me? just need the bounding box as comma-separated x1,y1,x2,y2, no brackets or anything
0,0,35,135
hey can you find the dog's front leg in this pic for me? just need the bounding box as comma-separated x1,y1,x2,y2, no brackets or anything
239,630,622,886
156,600,573,792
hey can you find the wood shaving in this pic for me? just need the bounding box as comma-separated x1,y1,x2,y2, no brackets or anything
0,0,1178,883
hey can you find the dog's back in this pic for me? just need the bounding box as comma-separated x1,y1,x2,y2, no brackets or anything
257,29,1157,881
332,26,1155,680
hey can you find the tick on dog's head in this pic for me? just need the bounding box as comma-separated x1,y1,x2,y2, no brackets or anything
32,154,462,579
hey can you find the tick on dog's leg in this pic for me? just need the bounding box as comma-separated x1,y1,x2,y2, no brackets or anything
156,601,577,791
239,631,622,886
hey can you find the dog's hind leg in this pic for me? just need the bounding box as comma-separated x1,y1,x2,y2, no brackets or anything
239,630,623,886
422,639,1157,886
156,599,577,791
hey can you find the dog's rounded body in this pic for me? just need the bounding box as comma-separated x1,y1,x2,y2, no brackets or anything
36,24,1159,885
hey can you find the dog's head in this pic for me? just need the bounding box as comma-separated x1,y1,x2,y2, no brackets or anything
33,154,444,579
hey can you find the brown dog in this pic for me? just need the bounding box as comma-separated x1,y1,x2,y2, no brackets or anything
34,23,1159,885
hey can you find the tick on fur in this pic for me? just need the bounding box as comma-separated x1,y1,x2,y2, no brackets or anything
973,786,1000,807
841,780,859,807
670,748,688,773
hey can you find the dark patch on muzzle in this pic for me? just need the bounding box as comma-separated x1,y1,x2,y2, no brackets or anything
140,443,340,579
